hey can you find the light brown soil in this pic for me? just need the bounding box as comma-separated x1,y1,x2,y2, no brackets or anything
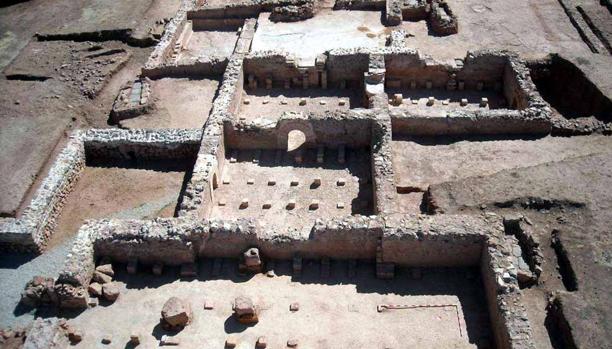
120,78,219,129
50,163,190,248
182,30,239,60
67,262,492,349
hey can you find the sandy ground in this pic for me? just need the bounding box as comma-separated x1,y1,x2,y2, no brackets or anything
398,0,591,60
211,149,372,232
252,10,391,66
426,152,612,348
0,240,72,329
120,78,219,129
239,88,363,121
392,135,612,213
0,80,73,217
182,30,239,60
252,2,591,64
49,161,191,249
67,261,492,349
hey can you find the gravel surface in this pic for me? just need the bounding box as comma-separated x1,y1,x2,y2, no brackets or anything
0,237,73,329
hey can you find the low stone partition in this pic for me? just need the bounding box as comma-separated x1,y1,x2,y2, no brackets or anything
143,0,195,73
83,128,201,161
382,214,486,266
142,56,228,79
390,108,552,136
334,0,386,10
190,0,317,22
93,218,206,265
203,216,383,259
224,110,374,149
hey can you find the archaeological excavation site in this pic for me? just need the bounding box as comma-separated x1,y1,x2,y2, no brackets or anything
0,0,611,348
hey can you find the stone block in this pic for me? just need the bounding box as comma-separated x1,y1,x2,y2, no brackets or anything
309,200,319,210
299,98,307,106
127,258,138,275
427,97,435,106
337,145,346,164
95,264,114,277
161,297,192,329
480,97,488,107
180,263,197,278
287,339,299,347
256,336,268,348
393,93,403,105
92,271,112,284
130,333,140,346
337,178,346,186
225,336,237,348
102,282,120,302
337,202,345,209
87,297,99,307
460,98,468,106
88,282,102,297
290,302,300,311
161,335,180,346
240,198,249,209
152,263,163,276
286,200,296,210
101,335,112,344
234,296,258,324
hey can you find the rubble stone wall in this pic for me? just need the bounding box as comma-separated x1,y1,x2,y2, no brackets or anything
0,133,86,252
83,129,201,160
224,111,373,149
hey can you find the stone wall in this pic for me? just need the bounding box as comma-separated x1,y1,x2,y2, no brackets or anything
224,110,373,149
83,129,201,160
0,133,85,252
